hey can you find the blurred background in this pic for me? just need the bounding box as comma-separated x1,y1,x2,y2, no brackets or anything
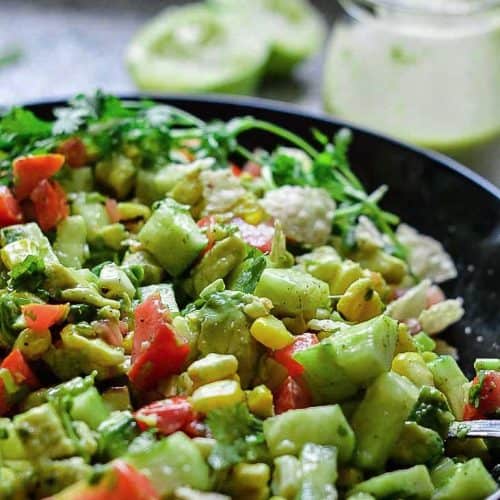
1,0,499,185
0,0,337,107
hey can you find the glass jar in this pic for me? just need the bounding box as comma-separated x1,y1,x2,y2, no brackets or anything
323,0,500,185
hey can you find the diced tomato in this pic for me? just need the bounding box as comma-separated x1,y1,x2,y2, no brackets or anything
232,217,274,253
242,161,262,177
64,460,160,500
0,186,23,227
13,154,65,200
57,137,88,168
22,303,68,331
30,179,69,231
182,417,207,438
0,380,8,415
129,294,190,390
473,371,500,416
135,396,196,436
197,215,216,229
105,198,121,223
275,376,312,414
274,333,319,378
230,163,242,176
463,403,484,421
426,285,445,308
1,349,38,388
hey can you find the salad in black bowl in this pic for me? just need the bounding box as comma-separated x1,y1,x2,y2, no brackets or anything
0,92,498,499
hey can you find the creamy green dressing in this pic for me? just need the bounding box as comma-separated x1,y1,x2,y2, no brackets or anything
324,17,500,183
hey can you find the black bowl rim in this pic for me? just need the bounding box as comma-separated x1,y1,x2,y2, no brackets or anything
17,92,500,202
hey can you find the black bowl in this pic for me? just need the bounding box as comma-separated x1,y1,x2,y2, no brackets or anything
24,94,500,377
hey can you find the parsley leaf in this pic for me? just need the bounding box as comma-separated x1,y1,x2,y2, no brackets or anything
206,403,269,470
9,255,46,292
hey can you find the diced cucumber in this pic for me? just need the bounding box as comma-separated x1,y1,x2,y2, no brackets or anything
351,372,419,470
348,465,434,499
126,4,269,94
427,356,468,418
474,357,500,372
58,166,94,193
296,443,338,500
71,193,110,243
123,250,164,285
54,215,89,268
294,340,359,404
138,198,207,277
69,387,110,430
126,432,211,496
0,238,39,270
213,0,325,75
432,458,497,500
330,315,398,385
271,455,301,498
263,405,355,463
430,458,457,489
98,263,136,300
295,315,397,404
254,268,330,319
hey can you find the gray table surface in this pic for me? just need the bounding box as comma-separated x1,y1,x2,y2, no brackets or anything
0,0,340,109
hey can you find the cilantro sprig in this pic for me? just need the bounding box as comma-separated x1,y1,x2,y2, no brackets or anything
206,403,269,470
0,90,405,256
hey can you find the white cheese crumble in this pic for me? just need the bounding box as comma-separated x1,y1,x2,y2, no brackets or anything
261,186,335,246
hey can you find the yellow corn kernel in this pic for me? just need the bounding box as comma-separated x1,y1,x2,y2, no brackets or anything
230,463,271,500
330,260,364,295
187,353,238,386
362,270,389,300
241,206,266,225
190,379,244,413
422,351,439,363
395,323,418,355
247,385,274,418
392,352,434,387
250,316,294,350
337,278,384,322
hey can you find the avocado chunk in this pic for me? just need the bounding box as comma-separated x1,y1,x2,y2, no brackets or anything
34,457,92,498
13,403,75,459
138,198,207,277
194,290,262,388
390,422,444,466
